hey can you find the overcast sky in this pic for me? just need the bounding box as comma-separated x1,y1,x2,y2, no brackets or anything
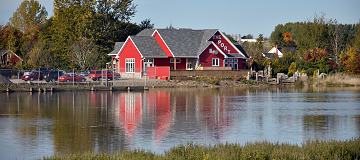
1,0,359,38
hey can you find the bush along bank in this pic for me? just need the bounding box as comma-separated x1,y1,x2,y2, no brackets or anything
44,137,360,160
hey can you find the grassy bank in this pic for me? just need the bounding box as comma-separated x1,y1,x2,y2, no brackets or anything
296,73,360,87
45,138,360,160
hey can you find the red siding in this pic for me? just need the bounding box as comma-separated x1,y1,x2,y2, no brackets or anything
154,58,186,70
9,56,22,63
199,44,224,67
147,66,170,79
153,32,173,57
118,38,143,73
208,31,238,54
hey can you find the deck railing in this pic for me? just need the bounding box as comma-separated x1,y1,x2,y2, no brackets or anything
170,70,249,78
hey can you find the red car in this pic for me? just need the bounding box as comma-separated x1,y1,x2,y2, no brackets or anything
89,70,120,81
21,71,44,81
58,73,86,82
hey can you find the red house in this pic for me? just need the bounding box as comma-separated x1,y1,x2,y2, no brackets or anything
108,29,248,78
0,49,23,67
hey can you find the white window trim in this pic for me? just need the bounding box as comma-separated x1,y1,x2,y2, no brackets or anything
212,58,219,66
234,59,238,63
125,58,135,73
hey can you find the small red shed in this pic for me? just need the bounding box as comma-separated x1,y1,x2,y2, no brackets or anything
0,49,23,67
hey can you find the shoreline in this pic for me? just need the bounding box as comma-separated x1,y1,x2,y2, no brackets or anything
1,79,359,93
44,137,360,159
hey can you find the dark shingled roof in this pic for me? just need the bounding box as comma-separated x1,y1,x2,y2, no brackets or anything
109,42,124,55
233,43,248,58
263,53,273,59
131,36,167,58
0,49,9,56
226,53,247,58
156,29,218,57
110,29,248,59
136,29,155,36
278,47,297,54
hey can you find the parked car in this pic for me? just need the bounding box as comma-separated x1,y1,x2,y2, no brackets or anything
32,67,55,75
44,71,66,82
58,73,86,82
58,70,67,75
80,70,90,77
21,71,44,81
89,70,120,81
23,71,32,76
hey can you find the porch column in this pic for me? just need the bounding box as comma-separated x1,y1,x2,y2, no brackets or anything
174,58,177,70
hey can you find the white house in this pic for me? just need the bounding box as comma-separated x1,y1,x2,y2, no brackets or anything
263,45,296,58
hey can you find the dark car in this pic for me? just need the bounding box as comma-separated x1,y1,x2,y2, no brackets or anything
33,68,55,75
21,71,44,81
44,71,66,82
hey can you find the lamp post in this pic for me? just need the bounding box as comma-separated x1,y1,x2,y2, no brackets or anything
106,62,110,86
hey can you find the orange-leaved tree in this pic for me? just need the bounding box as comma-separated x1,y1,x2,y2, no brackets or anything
344,46,360,74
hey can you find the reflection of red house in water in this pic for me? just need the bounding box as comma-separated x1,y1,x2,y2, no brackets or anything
200,95,232,139
118,92,143,142
113,90,172,144
146,90,172,144
89,92,112,108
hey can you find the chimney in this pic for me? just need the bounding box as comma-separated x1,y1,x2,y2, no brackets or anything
275,45,278,55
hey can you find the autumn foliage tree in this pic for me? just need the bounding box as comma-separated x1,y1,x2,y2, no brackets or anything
343,47,360,74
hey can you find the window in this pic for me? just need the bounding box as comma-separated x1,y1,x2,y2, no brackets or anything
209,49,212,53
229,63,233,69
126,58,135,73
229,58,233,62
225,59,228,63
234,59,238,62
144,59,153,62
170,58,181,63
234,64,238,70
212,58,219,66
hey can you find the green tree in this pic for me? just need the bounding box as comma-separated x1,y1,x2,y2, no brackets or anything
52,0,96,69
272,59,282,77
7,0,47,32
0,26,23,54
140,18,154,30
288,62,297,76
353,22,360,52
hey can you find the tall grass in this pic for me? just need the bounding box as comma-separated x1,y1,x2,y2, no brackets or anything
44,137,360,160
298,73,360,86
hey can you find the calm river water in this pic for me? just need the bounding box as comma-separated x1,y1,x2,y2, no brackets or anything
0,87,360,159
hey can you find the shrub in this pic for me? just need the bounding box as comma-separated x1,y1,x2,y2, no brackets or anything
313,69,318,78
305,68,317,76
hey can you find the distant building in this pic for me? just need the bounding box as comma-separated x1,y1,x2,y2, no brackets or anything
0,49,23,67
239,39,257,42
263,45,296,58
